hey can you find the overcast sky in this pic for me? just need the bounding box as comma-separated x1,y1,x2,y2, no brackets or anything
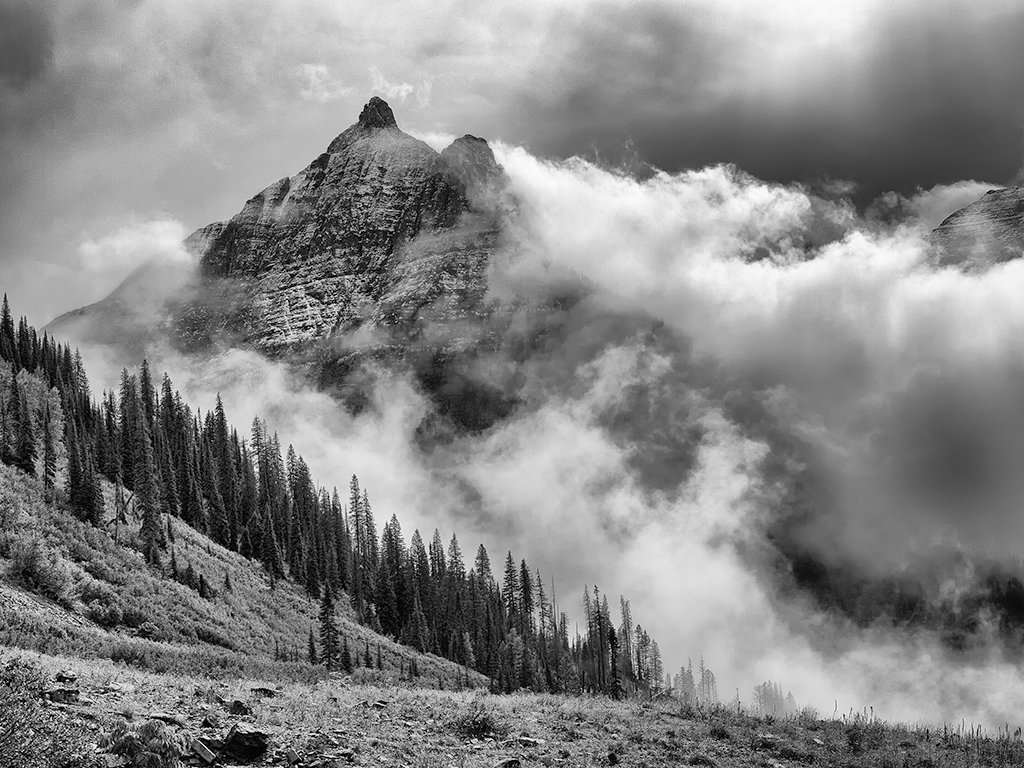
1,0,1023,324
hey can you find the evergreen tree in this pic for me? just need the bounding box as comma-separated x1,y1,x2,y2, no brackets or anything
12,378,36,475
0,295,15,366
340,638,353,672
608,624,622,698
307,627,318,666
319,585,340,670
503,552,519,627
41,402,56,502
135,406,165,563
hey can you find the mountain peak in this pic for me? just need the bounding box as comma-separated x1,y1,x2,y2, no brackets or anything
358,96,398,130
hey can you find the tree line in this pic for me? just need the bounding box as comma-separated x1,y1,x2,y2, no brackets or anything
0,294,667,697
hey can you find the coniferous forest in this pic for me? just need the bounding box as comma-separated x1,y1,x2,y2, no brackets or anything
0,294,684,699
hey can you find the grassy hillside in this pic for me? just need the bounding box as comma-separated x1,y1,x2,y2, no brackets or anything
0,463,484,688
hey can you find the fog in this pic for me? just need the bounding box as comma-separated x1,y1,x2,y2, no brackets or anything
61,130,1024,725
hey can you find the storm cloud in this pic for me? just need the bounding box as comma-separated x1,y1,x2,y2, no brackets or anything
2,0,1023,324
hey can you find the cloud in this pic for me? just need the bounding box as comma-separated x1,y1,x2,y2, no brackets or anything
4,0,1024,328
466,142,1024,721
0,0,52,89
297,63,352,103
78,217,191,274
368,66,431,107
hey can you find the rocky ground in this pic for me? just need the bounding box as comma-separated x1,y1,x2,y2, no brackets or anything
14,650,1024,768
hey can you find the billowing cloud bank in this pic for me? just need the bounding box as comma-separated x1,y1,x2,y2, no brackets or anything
72,138,1024,725
4,0,1024,324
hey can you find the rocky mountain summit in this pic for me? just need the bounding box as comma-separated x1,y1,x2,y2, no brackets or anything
51,97,531,423
931,185,1024,266
180,96,508,354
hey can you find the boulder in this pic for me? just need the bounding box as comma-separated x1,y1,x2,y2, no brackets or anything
229,699,253,716
190,739,216,765
221,722,271,763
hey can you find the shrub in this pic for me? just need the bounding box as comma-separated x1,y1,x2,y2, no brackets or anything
120,607,151,629
0,655,99,768
708,724,732,740
9,537,73,605
66,539,93,563
79,576,115,604
450,698,509,739
86,601,123,628
99,719,185,768
194,624,236,651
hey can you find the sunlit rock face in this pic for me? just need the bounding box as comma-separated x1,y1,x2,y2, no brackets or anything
49,99,521,404
180,97,507,355
932,186,1024,267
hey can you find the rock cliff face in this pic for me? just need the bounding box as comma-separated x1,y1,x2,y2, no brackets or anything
931,186,1024,266
50,98,526,412
178,96,507,355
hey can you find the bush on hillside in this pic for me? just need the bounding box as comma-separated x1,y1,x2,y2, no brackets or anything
8,536,73,607
193,624,237,651
450,697,509,739
99,719,185,768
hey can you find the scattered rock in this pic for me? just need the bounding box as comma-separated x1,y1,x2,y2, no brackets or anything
150,712,187,727
494,760,521,768
752,733,778,750
221,722,271,763
308,749,355,767
688,754,716,767
197,736,223,752
190,739,216,765
251,687,279,698
43,687,79,704
371,699,389,710
102,682,136,695
46,702,98,720
286,748,300,764
229,699,253,716
55,670,78,683
517,736,545,747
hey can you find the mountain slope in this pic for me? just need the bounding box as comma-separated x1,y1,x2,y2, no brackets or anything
0,462,482,686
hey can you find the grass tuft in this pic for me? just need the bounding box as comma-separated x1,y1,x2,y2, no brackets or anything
450,697,510,739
